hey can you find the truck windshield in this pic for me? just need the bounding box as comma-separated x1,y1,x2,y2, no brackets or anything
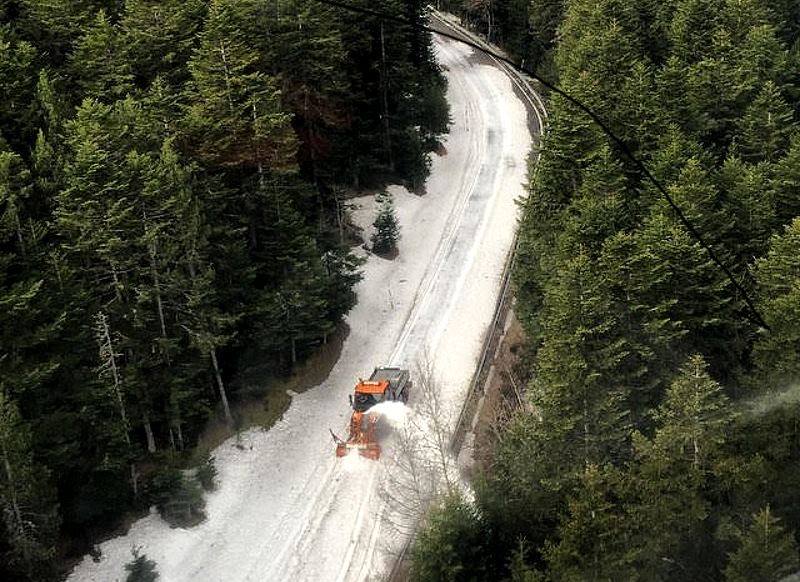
354,393,376,412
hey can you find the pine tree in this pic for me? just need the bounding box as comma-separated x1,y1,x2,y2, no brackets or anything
253,245,335,365
544,464,632,581
0,148,33,260
56,97,187,452
231,0,351,181
69,10,134,102
614,354,734,581
557,0,642,123
724,507,799,582
669,0,727,65
125,547,159,582
146,140,236,427
410,494,490,582
0,144,63,404
622,210,745,380
772,132,800,225
371,192,400,255
512,98,605,341
532,252,632,469
560,146,631,256
0,389,60,581
736,81,796,163
618,58,664,156
0,29,39,152
120,0,207,87
35,69,64,141
665,158,737,254
185,0,296,173
717,156,775,263
652,354,733,472
526,0,565,73
752,218,800,387
738,24,790,89
17,0,111,69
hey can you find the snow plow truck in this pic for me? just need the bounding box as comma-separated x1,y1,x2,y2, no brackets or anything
330,366,410,460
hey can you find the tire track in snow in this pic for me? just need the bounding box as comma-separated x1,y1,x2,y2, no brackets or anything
272,36,488,582
345,37,504,582
388,41,484,368
252,455,339,580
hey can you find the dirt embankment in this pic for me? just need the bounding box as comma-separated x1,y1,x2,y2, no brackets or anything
465,311,529,476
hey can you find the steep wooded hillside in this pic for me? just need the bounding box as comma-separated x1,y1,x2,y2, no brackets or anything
0,1,447,579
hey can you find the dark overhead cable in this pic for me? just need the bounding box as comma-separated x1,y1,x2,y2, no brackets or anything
310,0,770,331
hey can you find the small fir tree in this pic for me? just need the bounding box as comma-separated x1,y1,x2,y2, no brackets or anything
724,507,799,582
125,547,159,582
371,192,400,256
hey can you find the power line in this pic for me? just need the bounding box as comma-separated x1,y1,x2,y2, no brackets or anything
310,0,770,331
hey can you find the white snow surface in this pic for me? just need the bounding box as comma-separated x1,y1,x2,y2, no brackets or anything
68,36,532,582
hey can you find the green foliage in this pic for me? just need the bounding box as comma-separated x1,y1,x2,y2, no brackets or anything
752,219,800,386
0,29,39,152
69,10,133,102
195,455,217,492
454,0,800,579
411,494,491,582
508,541,546,582
120,0,206,87
724,507,799,582
543,464,632,581
772,132,800,224
125,547,159,582
651,354,733,471
0,389,60,581
145,465,205,527
371,192,400,255
736,81,796,162
185,0,296,172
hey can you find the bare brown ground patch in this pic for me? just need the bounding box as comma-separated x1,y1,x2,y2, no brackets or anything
471,314,527,474
194,323,350,460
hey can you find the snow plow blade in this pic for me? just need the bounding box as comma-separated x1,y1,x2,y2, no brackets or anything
330,429,381,460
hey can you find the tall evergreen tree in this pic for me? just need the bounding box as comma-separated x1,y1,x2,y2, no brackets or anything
16,0,108,65
724,507,799,582
771,132,800,224
544,464,632,581
752,218,800,387
0,30,39,152
371,192,400,255
185,0,296,173
69,10,133,102
531,252,631,470
0,389,59,581
736,81,796,163
120,0,206,87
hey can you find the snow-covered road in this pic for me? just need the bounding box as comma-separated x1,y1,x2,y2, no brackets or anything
68,33,534,582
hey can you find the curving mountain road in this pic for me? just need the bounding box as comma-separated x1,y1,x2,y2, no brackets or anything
69,22,538,582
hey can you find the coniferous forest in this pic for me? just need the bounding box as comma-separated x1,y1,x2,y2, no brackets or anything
0,1,448,579
414,1,800,581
